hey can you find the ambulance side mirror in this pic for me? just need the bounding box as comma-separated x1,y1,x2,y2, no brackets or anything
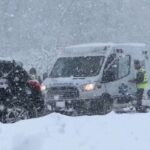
101,54,118,83
102,68,117,83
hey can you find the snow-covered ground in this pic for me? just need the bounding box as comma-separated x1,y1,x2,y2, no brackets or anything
0,112,150,150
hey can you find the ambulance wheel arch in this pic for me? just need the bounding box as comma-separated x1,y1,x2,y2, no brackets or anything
101,93,112,103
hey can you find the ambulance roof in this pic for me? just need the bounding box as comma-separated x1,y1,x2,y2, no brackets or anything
58,43,146,57
66,43,146,49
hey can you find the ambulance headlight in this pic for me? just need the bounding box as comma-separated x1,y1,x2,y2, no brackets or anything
83,83,96,91
82,83,102,92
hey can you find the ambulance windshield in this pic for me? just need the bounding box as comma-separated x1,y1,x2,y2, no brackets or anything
50,56,104,78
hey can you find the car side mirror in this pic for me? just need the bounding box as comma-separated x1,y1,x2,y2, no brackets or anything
43,72,48,80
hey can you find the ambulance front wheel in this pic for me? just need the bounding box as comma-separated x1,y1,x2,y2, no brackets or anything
100,94,113,115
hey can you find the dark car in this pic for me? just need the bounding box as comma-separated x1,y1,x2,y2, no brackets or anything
0,59,44,123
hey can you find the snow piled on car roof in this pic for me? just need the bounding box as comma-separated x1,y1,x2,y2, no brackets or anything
0,57,22,63
66,42,146,49
0,57,14,62
0,112,150,150
58,42,146,57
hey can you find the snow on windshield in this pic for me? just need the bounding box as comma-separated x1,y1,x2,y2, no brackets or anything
50,56,104,77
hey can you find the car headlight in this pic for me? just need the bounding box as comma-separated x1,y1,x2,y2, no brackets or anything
83,83,96,91
40,84,46,91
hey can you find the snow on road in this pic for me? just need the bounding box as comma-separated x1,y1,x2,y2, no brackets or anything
0,112,150,150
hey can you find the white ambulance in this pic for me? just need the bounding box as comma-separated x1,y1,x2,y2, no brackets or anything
43,43,150,114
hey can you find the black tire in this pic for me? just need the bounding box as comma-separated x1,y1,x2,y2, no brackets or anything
100,95,113,115
5,106,30,123
90,94,112,115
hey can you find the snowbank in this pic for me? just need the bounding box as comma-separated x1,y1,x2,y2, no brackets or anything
0,112,150,150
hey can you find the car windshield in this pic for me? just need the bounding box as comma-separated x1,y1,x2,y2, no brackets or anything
50,56,104,77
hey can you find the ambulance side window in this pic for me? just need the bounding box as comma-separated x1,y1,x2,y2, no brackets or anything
118,55,130,78
102,54,118,82
102,54,130,82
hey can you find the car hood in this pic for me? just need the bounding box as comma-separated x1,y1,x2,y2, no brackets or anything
43,77,99,88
